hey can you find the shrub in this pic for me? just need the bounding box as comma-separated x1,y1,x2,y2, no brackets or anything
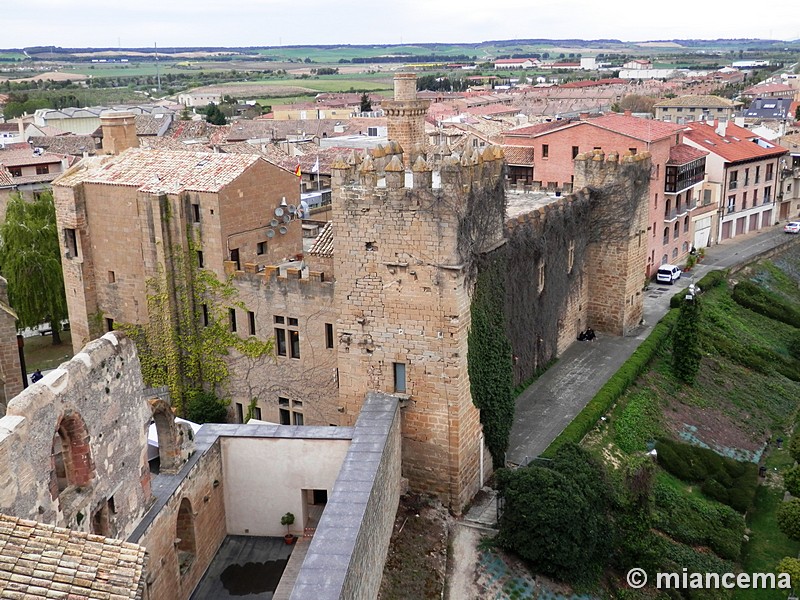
790,433,800,463
785,465,800,497
777,499,800,541
184,390,229,424
732,280,800,328
776,557,800,591
696,269,726,291
614,390,661,453
672,294,702,384
655,438,758,512
543,309,677,457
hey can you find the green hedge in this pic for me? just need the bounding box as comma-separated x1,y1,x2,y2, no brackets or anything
542,309,678,457
669,269,727,309
732,279,800,328
655,438,758,513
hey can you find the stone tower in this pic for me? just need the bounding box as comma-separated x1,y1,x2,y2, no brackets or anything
100,111,139,155
332,146,505,512
575,150,651,335
383,73,430,167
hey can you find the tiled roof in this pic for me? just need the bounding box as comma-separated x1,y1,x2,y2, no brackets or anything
309,221,333,257
559,78,626,88
0,123,18,133
54,148,262,194
503,119,575,138
668,143,708,165
28,134,98,156
0,146,67,167
653,95,738,108
0,168,13,187
502,145,535,166
587,113,685,142
11,172,62,185
743,82,795,95
684,120,788,163
276,146,350,175
0,513,147,600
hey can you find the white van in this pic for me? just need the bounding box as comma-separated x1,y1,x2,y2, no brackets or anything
656,264,682,284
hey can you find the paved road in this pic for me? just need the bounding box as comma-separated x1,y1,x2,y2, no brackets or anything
506,226,797,466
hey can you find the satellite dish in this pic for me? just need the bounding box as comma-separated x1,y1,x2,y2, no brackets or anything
288,204,297,214
266,229,275,238
279,226,288,235
283,214,291,223
274,207,284,217
270,219,279,227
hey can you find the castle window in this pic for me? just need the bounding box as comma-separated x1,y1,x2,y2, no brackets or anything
567,242,575,273
279,397,304,425
50,412,94,500
257,241,267,255
248,311,256,336
541,144,549,159
176,498,196,576
202,304,209,327
393,362,407,394
196,250,204,268
108,270,116,284
537,261,545,293
106,318,114,332
64,229,78,258
572,146,579,159
274,315,299,357
192,203,200,223
230,248,240,270
325,323,334,349
229,308,237,333
236,402,244,423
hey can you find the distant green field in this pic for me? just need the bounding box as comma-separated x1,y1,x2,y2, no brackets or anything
226,78,392,92
0,52,26,60
255,44,482,63
65,63,192,77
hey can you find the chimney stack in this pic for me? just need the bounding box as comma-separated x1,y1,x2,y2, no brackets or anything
100,110,138,155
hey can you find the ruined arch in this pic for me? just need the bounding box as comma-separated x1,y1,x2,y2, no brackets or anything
150,398,180,474
50,410,94,499
176,497,196,575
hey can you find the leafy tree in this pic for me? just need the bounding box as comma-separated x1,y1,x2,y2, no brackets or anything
785,465,800,497
790,432,800,463
184,390,228,424
0,192,67,344
204,102,226,125
777,498,800,541
617,94,658,114
359,92,372,113
672,293,702,384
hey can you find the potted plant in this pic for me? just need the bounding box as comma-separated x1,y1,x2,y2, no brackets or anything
281,512,295,545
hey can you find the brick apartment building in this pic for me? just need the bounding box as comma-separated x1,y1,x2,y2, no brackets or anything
684,120,788,241
502,113,707,275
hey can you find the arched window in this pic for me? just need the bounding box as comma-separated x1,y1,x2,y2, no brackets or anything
150,399,180,475
661,254,668,265
176,498,196,576
684,216,690,233
673,222,680,239
663,227,669,244
672,248,679,259
50,412,94,499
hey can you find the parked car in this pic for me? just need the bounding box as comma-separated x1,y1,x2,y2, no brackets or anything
656,264,682,284
784,221,800,234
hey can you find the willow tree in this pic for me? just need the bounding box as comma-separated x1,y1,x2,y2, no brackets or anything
0,191,68,344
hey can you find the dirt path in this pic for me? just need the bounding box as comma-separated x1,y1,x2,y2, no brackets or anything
445,522,492,600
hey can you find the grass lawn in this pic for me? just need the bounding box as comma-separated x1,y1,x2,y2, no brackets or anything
734,483,800,600
22,331,74,373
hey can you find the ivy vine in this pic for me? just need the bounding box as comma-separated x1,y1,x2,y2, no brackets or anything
119,224,272,416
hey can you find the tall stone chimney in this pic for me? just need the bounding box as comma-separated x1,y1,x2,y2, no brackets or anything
383,73,431,167
100,111,138,155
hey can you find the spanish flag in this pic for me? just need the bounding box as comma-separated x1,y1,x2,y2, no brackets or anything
294,165,302,177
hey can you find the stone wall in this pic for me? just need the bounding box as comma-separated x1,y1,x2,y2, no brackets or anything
132,440,227,600
290,392,401,600
0,333,152,539
0,277,22,412
332,147,505,512
225,265,340,425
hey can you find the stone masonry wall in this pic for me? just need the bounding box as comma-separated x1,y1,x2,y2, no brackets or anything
0,333,152,540
332,148,505,511
225,266,340,425
133,441,226,600
0,277,22,411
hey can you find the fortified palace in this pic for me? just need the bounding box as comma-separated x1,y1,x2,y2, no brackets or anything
0,74,651,599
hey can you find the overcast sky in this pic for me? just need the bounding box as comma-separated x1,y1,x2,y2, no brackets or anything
4,0,800,49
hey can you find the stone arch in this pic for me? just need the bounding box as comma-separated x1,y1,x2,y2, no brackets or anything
150,398,180,474
50,410,94,499
176,497,196,575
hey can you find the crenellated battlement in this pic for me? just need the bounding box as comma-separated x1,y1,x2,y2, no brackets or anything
574,149,652,189
224,260,334,296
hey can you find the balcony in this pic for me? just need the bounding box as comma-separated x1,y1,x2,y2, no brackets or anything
663,209,678,222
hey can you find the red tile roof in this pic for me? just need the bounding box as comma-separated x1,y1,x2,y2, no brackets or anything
503,146,535,166
743,82,795,95
309,221,333,257
684,120,788,163
668,143,708,165
587,113,685,142
559,78,626,88
0,146,68,166
0,167,13,187
503,119,575,138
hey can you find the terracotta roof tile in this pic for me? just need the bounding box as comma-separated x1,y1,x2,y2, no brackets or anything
668,143,708,165
309,221,333,257
587,113,685,142
0,147,68,167
653,95,738,108
0,167,13,187
28,135,98,156
684,120,788,163
0,514,147,600
503,145,535,166
54,148,262,194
